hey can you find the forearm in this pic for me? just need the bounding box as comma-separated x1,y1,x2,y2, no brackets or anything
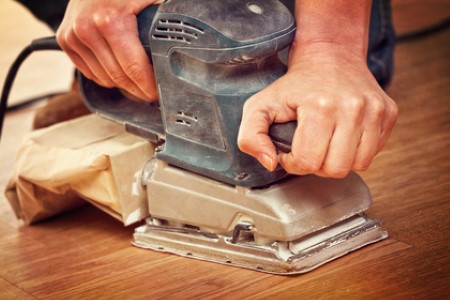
291,0,372,62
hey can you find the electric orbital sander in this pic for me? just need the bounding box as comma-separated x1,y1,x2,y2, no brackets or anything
1,0,387,274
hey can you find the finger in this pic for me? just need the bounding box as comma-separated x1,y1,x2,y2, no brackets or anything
238,106,278,171
320,103,363,178
73,27,150,100
59,30,116,88
378,98,399,151
57,31,98,84
352,96,385,171
64,49,97,82
278,106,335,175
352,128,380,171
94,13,158,100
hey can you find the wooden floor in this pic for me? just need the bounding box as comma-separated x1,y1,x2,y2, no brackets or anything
1,1,449,299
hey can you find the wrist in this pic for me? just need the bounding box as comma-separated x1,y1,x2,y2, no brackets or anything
288,40,368,70
292,0,372,60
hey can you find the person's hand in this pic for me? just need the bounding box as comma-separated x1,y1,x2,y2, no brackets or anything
56,0,164,101
238,43,398,178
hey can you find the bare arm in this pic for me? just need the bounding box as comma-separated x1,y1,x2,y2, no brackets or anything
238,0,398,178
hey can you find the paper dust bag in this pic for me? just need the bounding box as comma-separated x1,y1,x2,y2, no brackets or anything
5,115,155,225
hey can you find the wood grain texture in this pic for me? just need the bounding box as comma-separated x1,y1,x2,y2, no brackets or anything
1,1,449,299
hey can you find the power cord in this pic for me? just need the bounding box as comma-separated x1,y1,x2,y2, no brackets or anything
6,91,66,112
396,16,450,43
0,36,60,140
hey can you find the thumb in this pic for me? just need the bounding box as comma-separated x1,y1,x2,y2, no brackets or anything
238,111,278,171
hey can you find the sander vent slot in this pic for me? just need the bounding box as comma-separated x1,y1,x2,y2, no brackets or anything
176,111,198,126
225,57,258,65
153,18,205,43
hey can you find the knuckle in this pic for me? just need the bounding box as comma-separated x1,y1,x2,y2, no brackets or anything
124,62,145,81
242,101,264,120
243,93,265,111
292,156,322,174
302,161,321,173
62,30,78,47
109,70,128,84
55,30,68,48
322,165,350,178
345,97,365,118
73,20,93,41
314,95,336,115
382,102,399,131
93,10,120,33
388,100,399,121
243,96,256,110
353,160,371,172
353,164,369,172
237,136,252,153
241,100,251,115
371,95,385,113
345,96,365,112
368,99,386,123
241,132,270,153
367,91,384,103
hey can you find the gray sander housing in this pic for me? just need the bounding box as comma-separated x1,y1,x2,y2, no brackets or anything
80,0,296,187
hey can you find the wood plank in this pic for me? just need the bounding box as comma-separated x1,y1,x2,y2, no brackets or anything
0,277,35,300
392,0,450,34
0,2,449,299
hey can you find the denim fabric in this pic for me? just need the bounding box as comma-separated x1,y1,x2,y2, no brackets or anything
367,0,396,87
15,0,69,32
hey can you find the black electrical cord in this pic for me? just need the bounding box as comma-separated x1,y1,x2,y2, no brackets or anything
0,36,60,141
396,16,450,43
6,91,66,112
